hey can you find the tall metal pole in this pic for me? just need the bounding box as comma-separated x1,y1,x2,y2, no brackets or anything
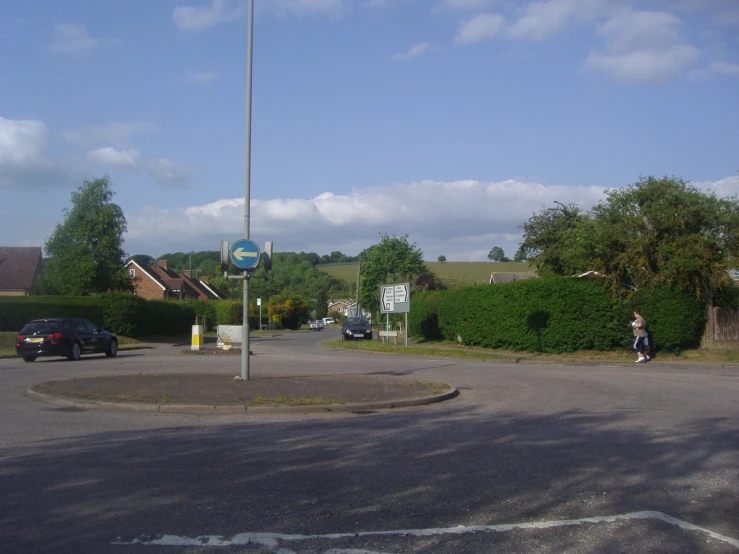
242,0,254,381
355,262,360,315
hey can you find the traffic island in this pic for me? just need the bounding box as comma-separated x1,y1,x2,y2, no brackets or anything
26,373,459,414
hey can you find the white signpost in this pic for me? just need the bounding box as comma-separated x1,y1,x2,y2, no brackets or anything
379,282,410,346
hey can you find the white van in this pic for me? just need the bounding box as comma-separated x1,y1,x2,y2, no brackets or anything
322,318,335,325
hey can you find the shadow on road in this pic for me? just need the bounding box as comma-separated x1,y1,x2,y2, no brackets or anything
0,407,736,552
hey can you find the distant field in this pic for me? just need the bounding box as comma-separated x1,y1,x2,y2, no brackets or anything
318,261,535,286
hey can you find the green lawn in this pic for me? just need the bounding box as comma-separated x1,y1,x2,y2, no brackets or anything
318,261,535,287
0,331,16,356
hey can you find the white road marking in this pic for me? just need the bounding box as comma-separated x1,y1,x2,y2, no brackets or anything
113,510,739,549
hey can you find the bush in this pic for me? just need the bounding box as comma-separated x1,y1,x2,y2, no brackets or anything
408,290,444,340
98,293,146,336
411,278,706,354
0,296,102,332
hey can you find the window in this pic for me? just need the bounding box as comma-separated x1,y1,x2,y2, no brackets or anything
129,268,135,278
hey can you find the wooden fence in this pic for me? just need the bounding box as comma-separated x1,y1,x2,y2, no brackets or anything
713,307,739,341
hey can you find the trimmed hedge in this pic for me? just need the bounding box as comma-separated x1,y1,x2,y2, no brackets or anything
409,278,706,354
0,296,102,332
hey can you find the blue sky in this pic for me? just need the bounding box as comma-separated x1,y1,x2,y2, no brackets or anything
1,0,738,261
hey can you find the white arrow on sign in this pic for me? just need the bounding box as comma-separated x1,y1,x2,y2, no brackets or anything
394,284,409,303
233,248,259,261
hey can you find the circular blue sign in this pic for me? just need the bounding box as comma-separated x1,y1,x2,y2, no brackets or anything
230,239,261,271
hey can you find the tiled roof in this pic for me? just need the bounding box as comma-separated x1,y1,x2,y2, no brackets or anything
0,246,43,290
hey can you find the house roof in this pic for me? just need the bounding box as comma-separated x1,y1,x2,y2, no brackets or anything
0,246,43,291
126,260,166,290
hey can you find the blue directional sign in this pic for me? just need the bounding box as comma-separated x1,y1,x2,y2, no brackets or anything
230,239,261,271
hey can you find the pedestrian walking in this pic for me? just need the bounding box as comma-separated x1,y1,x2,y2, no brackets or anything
631,309,650,363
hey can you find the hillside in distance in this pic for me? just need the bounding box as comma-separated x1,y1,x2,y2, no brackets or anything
318,261,535,288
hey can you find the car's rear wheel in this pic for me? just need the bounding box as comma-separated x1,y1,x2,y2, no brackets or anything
67,341,81,361
23,356,37,362
105,339,118,357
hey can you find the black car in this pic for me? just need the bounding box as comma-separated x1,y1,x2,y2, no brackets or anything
15,318,118,362
341,317,373,341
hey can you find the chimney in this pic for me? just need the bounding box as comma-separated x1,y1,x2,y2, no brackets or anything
201,275,209,283
158,259,168,269
182,270,192,278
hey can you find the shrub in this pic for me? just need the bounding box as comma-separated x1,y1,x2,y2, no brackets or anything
411,278,705,354
0,296,102,332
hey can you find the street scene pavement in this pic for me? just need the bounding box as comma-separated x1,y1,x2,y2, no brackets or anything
1,329,737,553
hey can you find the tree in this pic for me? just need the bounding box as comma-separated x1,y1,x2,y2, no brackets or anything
513,245,527,262
41,176,132,295
518,201,588,275
315,287,329,320
359,234,427,315
487,246,509,262
589,176,739,296
518,176,739,297
437,255,447,263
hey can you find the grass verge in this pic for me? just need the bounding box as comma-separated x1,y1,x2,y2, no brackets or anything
327,337,739,364
250,395,347,407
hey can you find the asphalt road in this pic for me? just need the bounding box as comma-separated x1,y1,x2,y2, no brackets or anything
1,329,737,553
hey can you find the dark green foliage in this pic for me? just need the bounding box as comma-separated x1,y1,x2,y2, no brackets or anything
98,293,146,337
519,177,739,297
213,301,243,326
631,285,707,353
188,301,217,330
410,278,706,354
359,234,428,316
41,176,132,295
0,296,102,331
408,291,444,340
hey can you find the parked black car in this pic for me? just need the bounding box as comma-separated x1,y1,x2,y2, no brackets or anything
341,317,373,341
15,318,118,362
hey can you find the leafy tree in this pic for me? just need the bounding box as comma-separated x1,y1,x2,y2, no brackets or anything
513,246,527,262
487,246,509,262
518,201,588,275
129,254,155,268
315,287,329,320
268,293,312,330
589,176,739,296
359,234,428,315
437,255,447,263
518,176,739,297
41,176,131,295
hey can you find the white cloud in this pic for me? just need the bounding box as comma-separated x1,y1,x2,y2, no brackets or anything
269,0,352,17
124,177,609,259
392,42,431,61
63,121,156,148
50,24,98,53
455,13,506,44
147,158,190,186
711,61,739,76
585,45,700,84
173,0,243,31
0,117,69,188
506,0,607,40
584,9,700,83
186,70,219,83
435,0,501,11
88,147,141,170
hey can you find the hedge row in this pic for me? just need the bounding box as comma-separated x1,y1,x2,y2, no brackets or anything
0,295,256,337
409,278,706,354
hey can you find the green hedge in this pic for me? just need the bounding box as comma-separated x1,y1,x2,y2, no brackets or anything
1,294,199,337
0,296,102,332
409,278,706,354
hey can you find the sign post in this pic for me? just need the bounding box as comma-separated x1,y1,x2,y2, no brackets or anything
257,297,262,330
379,282,410,346
231,238,260,380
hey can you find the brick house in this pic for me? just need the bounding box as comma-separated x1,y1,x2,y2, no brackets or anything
126,259,223,301
0,246,44,296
